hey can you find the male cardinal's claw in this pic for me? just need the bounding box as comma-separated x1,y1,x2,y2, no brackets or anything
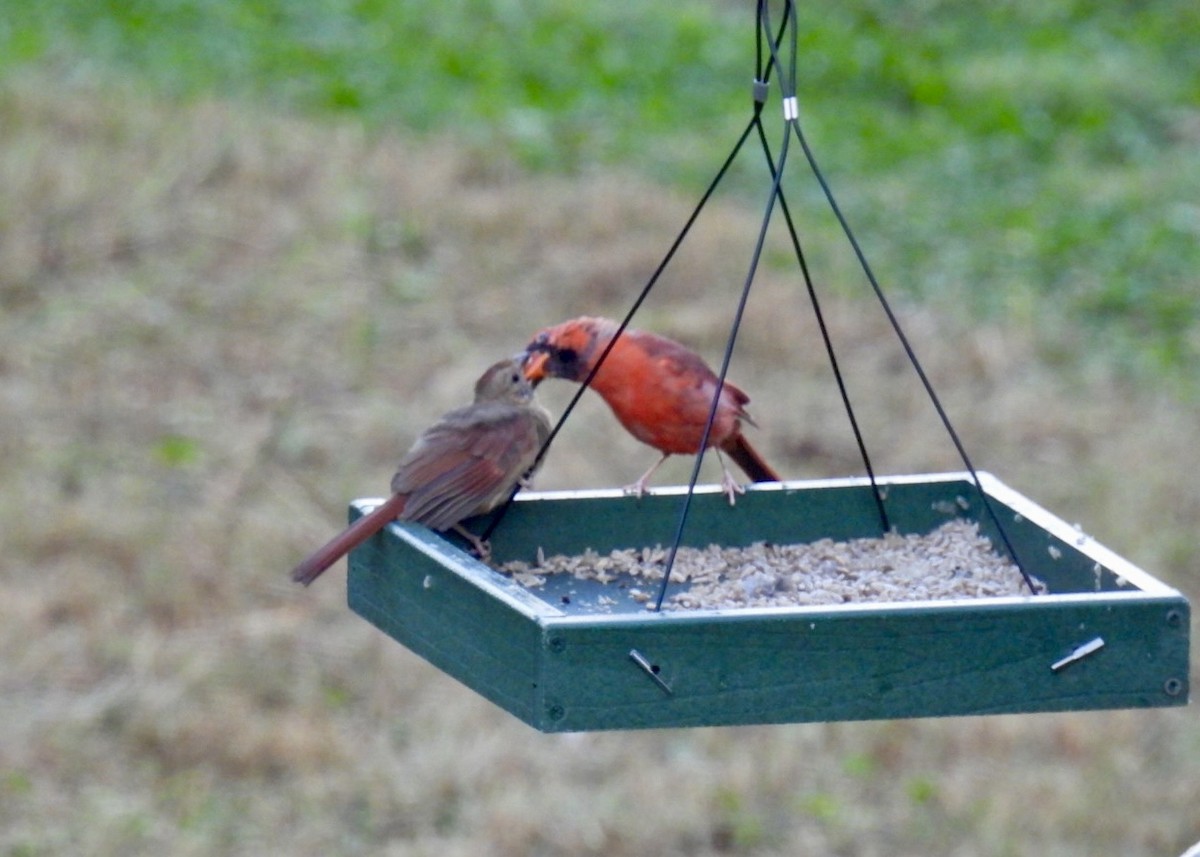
720,471,746,506
623,453,668,499
622,479,649,499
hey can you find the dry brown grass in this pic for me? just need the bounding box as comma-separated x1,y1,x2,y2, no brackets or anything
1,74,1197,856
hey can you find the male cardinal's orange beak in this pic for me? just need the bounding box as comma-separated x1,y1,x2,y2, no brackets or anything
521,350,549,385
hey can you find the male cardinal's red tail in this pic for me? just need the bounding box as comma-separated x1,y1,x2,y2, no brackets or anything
291,494,408,586
722,434,780,484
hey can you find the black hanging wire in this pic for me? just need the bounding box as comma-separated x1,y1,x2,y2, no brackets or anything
753,0,1035,592
651,0,800,611
482,0,800,547
487,0,1035,598
483,0,793,556
653,0,901,610
749,0,890,535
480,91,762,545
766,11,1036,593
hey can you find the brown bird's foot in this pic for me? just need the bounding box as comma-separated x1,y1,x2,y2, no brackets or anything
452,524,492,563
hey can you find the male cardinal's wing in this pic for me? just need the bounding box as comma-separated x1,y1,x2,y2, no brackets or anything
606,337,747,447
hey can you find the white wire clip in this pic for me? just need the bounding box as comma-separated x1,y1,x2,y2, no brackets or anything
1050,636,1105,672
782,95,799,121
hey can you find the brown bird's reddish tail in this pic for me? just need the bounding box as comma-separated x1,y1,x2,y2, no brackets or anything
722,434,781,484
291,493,407,586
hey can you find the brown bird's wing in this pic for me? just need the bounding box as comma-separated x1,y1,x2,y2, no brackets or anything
391,402,546,531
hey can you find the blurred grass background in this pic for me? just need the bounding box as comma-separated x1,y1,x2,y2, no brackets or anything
0,1,1197,855
4,0,1198,382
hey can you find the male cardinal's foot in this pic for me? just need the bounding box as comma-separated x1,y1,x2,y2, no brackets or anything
720,470,746,506
717,452,745,506
622,478,649,498
623,454,669,498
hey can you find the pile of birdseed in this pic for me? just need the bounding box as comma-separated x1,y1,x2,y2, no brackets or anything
501,519,1042,610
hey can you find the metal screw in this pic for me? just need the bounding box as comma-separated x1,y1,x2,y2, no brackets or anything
548,637,566,653
1165,609,1183,628
546,704,565,721
629,649,673,696
1050,637,1105,672
1164,678,1184,697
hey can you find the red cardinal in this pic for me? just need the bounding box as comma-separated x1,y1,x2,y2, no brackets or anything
291,357,552,586
522,316,779,504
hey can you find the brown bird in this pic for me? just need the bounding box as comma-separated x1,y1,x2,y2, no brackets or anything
522,316,779,504
291,357,552,586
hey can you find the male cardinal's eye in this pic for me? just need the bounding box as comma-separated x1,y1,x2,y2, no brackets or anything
557,348,578,365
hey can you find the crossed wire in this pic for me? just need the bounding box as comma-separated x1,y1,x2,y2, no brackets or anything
486,0,1036,605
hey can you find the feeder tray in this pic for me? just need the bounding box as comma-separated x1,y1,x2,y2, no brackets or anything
347,471,1189,732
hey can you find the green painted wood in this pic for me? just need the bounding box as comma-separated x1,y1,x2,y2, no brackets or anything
346,472,1191,731
347,513,551,724
532,598,1187,731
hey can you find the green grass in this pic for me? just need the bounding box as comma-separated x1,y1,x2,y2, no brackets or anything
4,1,1195,350
3,7,1197,855
3,1,1197,382
2,50,1199,857
2,1,1198,384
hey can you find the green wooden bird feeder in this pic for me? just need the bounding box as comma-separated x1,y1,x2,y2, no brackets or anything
347,472,1190,732
338,1,1191,732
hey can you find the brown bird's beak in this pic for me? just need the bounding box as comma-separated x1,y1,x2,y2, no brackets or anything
520,349,550,385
